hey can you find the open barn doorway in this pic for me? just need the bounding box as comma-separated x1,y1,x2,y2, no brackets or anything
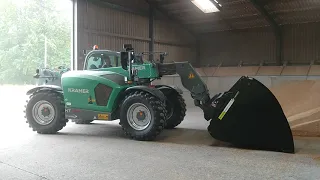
0,0,72,135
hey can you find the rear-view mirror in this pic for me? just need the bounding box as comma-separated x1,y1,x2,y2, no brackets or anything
120,52,129,70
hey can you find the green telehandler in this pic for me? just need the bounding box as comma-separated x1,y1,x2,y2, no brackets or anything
24,44,295,153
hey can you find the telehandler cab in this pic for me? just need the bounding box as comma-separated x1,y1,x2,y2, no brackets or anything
24,44,295,153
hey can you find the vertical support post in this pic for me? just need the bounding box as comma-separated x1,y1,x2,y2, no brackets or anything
71,0,78,71
275,30,282,66
249,0,282,66
148,4,154,61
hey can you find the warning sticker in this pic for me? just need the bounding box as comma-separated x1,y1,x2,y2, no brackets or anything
98,114,108,120
218,92,239,120
188,72,195,79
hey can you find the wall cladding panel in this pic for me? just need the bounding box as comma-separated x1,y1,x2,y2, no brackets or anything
199,22,320,67
85,2,149,38
154,43,197,63
154,20,196,45
199,28,276,67
283,22,320,65
76,0,196,69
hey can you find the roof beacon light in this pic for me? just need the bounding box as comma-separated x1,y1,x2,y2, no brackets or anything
191,0,220,13
93,45,99,50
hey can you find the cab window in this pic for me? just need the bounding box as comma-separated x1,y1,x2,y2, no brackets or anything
85,52,120,70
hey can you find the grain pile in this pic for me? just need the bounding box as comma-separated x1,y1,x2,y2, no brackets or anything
270,80,320,136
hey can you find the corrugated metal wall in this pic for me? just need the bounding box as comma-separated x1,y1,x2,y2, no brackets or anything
76,0,196,70
199,22,320,67
154,20,196,63
283,22,320,65
199,27,276,67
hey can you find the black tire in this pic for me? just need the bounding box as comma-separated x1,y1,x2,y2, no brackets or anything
163,91,186,129
72,119,94,124
24,91,68,134
119,90,167,141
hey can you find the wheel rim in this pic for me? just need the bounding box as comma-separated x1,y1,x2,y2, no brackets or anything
127,103,152,131
32,100,55,125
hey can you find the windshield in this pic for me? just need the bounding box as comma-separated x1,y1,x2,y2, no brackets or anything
85,51,120,70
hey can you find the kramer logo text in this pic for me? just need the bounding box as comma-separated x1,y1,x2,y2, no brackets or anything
68,88,89,94
132,66,145,71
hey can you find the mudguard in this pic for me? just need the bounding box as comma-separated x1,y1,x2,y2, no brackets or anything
207,76,295,153
26,85,63,95
154,85,183,94
125,86,167,101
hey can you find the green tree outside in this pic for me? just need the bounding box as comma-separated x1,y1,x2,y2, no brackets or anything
0,0,71,85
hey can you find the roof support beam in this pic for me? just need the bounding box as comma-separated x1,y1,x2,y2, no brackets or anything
249,0,278,31
145,0,199,66
250,0,282,65
88,0,149,17
145,0,198,39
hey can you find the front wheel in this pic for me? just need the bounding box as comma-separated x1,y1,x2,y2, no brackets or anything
119,91,167,141
24,91,68,134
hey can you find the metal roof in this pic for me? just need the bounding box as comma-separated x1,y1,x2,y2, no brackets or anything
99,0,320,34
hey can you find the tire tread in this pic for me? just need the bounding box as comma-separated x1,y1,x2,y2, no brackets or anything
164,93,186,129
25,91,68,134
120,90,167,141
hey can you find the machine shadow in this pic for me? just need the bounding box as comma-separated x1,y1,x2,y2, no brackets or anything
57,122,230,147
57,122,320,155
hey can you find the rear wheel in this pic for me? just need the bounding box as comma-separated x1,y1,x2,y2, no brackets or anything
24,91,68,134
163,91,186,129
119,90,167,141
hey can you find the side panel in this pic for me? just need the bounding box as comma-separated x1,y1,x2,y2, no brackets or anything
61,73,127,113
65,108,112,121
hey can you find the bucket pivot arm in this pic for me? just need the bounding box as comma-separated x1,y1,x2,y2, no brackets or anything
159,62,236,121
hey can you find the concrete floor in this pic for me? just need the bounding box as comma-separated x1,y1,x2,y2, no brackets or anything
1,108,320,180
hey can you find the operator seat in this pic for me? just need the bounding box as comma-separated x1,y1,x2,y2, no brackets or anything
89,64,98,69
102,56,112,68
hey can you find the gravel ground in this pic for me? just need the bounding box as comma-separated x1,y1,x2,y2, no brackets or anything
0,85,319,180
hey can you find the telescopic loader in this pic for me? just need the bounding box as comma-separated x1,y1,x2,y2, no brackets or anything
24,44,295,153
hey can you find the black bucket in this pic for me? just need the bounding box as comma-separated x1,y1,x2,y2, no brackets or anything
208,76,295,153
